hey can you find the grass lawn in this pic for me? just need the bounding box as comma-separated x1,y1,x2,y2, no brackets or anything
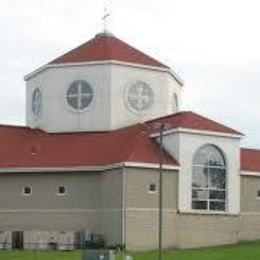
119,240,260,260
2,241,260,259
0,250,81,260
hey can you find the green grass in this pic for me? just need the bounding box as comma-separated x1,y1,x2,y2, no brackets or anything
0,250,81,260
2,241,260,259
119,240,260,260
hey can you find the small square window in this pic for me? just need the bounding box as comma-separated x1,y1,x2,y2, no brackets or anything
149,183,157,193
57,186,67,195
257,190,260,197
23,186,32,195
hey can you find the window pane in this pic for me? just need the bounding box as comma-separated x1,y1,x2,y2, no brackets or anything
192,166,208,188
58,186,66,194
67,83,78,95
192,189,209,200
81,83,93,94
192,201,207,210
80,96,93,109
193,149,208,165
210,201,225,211
209,168,225,189
194,145,225,167
192,145,226,212
209,190,225,200
67,80,94,110
24,187,31,194
67,96,78,109
208,148,225,167
149,184,156,192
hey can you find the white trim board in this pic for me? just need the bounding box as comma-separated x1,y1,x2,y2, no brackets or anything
24,60,184,86
150,127,243,139
0,208,177,214
241,171,260,177
0,162,179,173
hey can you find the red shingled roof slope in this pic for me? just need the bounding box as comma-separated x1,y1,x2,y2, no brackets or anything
0,123,176,169
147,111,243,136
0,111,244,169
241,148,260,172
50,32,169,69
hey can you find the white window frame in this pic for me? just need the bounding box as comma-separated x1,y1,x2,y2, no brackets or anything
23,186,32,196
192,145,227,212
57,185,67,196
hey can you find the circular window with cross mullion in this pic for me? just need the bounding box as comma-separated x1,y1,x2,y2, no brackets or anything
126,81,154,114
66,80,94,110
32,88,42,117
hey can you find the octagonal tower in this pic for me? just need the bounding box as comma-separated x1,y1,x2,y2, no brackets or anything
25,32,183,133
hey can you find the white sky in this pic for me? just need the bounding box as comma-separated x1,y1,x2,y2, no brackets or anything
0,0,260,148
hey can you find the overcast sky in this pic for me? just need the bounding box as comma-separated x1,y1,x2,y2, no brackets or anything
0,0,259,148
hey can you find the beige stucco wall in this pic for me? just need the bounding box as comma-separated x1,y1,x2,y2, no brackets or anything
124,168,178,209
0,171,101,209
170,175,260,249
176,213,240,248
123,167,178,250
240,175,260,212
0,169,123,246
2,168,260,250
123,169,260,250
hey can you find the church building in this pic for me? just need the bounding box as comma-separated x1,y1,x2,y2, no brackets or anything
0,31,260,250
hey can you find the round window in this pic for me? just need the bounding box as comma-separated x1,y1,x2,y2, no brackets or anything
126,81,154,114
32,88,42,117
66,80,94,110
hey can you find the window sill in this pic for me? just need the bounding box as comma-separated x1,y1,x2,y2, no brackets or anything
148,191,158,195
179,210,239,216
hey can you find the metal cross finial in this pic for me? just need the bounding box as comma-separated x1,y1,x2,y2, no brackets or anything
102,3,111,32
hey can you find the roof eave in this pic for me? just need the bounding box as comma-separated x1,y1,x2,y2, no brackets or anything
150,127,243,139
0,162,180,173
24,60,184,86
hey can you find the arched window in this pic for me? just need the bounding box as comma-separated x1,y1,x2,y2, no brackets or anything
192,145,226,211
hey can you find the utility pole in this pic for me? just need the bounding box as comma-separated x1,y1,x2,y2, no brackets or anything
154,122,170,260
158,123,164,260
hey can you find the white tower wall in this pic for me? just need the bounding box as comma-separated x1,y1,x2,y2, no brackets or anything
26,62,182,133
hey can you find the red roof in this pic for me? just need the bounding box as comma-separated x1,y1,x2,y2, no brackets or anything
148,111,243,136
241,148,260,172
0,111,243,169
50,32,169,69
0,123,176,169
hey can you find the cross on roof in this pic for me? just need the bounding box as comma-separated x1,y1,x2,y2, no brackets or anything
102,5,111,32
